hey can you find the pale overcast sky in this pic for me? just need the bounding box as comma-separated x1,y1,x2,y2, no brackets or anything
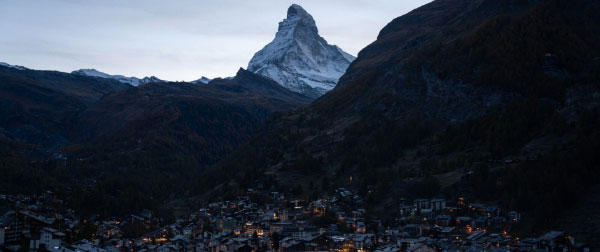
0,0,431,81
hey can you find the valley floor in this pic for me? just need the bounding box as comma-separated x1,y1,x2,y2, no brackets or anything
0,186,591,251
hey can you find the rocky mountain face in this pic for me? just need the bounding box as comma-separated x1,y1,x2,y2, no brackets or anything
248,4,355,98
72,68,164,86
208,0,600,242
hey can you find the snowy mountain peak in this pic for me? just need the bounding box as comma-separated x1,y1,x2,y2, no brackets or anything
287,4,306,15
72,69,164,86
247,4,355,98
286,4,317,31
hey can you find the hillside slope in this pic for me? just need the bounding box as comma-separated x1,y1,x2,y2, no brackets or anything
0,65,130,154
71,68,311,168
0,67,311,215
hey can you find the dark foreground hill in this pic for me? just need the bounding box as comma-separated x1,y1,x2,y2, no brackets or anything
204,0,600,243
0,66,131,155
71,68,310,167
0,67,311,215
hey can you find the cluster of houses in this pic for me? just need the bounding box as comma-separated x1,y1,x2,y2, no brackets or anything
0,191,165,252
0,188,591,251
0,193,70,251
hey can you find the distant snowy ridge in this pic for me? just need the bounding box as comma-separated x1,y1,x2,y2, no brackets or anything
248,4,355,98
4,62,213,86
191,76,211,84
0,62,28,70
72,69,164,86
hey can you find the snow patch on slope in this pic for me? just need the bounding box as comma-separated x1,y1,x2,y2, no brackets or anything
0,62,28,71
191,76,211,84
71,69,164,86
